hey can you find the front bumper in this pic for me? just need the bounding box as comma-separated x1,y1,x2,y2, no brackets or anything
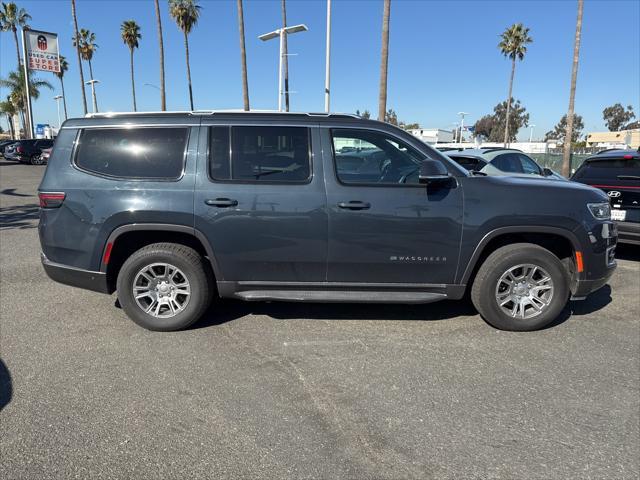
572,266,615,299
41,253,110,294
616,221,640,246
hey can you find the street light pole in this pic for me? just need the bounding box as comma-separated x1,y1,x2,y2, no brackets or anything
458,112,469,144
529,124,536,143
85,79,100,113
259,24,308,112
324,0,331,113
53,95,63,128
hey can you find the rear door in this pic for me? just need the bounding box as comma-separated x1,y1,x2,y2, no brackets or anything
194,120,327,282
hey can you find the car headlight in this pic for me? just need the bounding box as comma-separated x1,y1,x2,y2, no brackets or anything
587,202,611,220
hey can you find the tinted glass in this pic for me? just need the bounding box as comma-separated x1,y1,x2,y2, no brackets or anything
230,126,310,182
332,129,425,184
492,153,524,173
450,156,483,171
518,154,542,175
575,158,640,180
76,127,188,179
208,127,231,180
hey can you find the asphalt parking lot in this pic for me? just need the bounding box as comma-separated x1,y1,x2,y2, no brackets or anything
1,158,639,479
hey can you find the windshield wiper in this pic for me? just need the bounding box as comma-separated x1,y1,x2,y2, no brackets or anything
617,175,640,181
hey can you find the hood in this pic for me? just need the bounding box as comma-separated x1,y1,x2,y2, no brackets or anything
478,174,609,200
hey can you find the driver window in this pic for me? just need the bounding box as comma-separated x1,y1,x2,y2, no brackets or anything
518,154,542,175
331,129,425,185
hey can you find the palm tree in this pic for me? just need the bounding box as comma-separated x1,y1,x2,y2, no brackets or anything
562,0,584,178
55,55,69,120
0,2,31,67
72,28,99,112
153,0,166,111
0,96,17,139
377,0,391,121
70,0,88,115
498,23,533,146
1,70,53,132
237,0,249,111
281,0,289,112
121,20,141,112
169,0,201,111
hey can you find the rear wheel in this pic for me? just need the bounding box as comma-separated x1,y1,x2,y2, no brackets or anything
116,243,212,331
30,154,43,165
471,243,570,331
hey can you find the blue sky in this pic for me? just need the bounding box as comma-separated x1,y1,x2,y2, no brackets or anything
1,0,639,140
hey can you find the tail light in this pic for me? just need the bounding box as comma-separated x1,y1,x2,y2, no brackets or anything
38,192,65,208
16,146,24,153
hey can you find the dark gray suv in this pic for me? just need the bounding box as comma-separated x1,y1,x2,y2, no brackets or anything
38,112,617,332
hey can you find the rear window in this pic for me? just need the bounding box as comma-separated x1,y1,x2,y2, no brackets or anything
75,127,189,179
449,155,483,171
209,126,310,183
574,158,640,181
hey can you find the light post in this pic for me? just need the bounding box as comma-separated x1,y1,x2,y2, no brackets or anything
53,95,63,128
259,24,308,112
324,0,331,112
85,79,100,113
450,123,459,143
458,112,469,144
529,124,536,143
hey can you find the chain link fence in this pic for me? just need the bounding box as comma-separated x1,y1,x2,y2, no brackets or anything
529,147,607,175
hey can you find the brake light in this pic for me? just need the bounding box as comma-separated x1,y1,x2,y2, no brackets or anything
16,146,24,153
623,155,633,159
38,192,65,208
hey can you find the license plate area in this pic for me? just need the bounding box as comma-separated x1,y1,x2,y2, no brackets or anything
611,209,626,221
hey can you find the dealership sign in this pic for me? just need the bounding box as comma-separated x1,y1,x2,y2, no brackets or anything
25,29,60,73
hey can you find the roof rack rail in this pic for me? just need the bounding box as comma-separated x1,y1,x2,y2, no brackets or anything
85,110,363,119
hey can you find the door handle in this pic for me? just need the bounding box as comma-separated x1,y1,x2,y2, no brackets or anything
205,198,238,207
337,201,371,210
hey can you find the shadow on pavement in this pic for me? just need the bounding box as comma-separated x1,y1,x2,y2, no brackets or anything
0,203,39,230
1,188,33,197
0,359,12,412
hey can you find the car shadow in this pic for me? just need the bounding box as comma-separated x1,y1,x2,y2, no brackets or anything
1,188,32,197
0,203,39,230
0,359,12,412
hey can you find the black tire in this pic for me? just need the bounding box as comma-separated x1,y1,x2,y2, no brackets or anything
116,243,213,331
30,154,42,165
470,243,569,331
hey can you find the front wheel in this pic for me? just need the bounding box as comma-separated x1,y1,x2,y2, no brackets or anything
471,243,570,331
116,243,213,331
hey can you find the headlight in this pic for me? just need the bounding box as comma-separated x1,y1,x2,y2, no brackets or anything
587,202,611,220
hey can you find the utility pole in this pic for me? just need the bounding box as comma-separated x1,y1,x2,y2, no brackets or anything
54,95,63,128
458,112,469,144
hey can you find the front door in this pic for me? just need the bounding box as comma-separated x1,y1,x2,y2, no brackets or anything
194,122,327,282
323,127,463,285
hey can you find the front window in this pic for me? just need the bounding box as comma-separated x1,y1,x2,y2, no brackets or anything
331,129,426,185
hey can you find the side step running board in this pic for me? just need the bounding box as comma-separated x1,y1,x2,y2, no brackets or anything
232,290,447,304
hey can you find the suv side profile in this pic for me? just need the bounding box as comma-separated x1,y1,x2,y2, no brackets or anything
39,112,617,332
5,138,54,164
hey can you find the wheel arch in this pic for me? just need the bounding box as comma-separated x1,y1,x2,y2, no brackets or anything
100,224,222,293
458,226,581,286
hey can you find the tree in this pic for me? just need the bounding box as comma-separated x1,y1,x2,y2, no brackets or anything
169,0,201,111
487,98,529,142
356,109,371,119
70,0,88,115
0,2,31,67
0,96,17,139
281,0,289,112
602,103,635,132
377,0,391,121
236,0,249,111
73,28,99,112
55,55,69,120
121,20,141,112
403,123,419,130
153,0,166,111
473,115,495,140
562,0,583,177
0,70,53,130
545,114,584,143
384,108,398,126
625,120,640,130
498,23,532,145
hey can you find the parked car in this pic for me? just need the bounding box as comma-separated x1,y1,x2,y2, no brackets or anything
37,147,52,164
5,138,54,164
445,148,565,180
38,112,616,332
572,148,640,245
0,140,18,157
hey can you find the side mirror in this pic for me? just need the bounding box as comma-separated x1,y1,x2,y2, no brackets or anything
542,167,553,177
419,159,451,185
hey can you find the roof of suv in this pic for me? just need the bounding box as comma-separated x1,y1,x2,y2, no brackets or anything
446,148,524,161
587,148,639,160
